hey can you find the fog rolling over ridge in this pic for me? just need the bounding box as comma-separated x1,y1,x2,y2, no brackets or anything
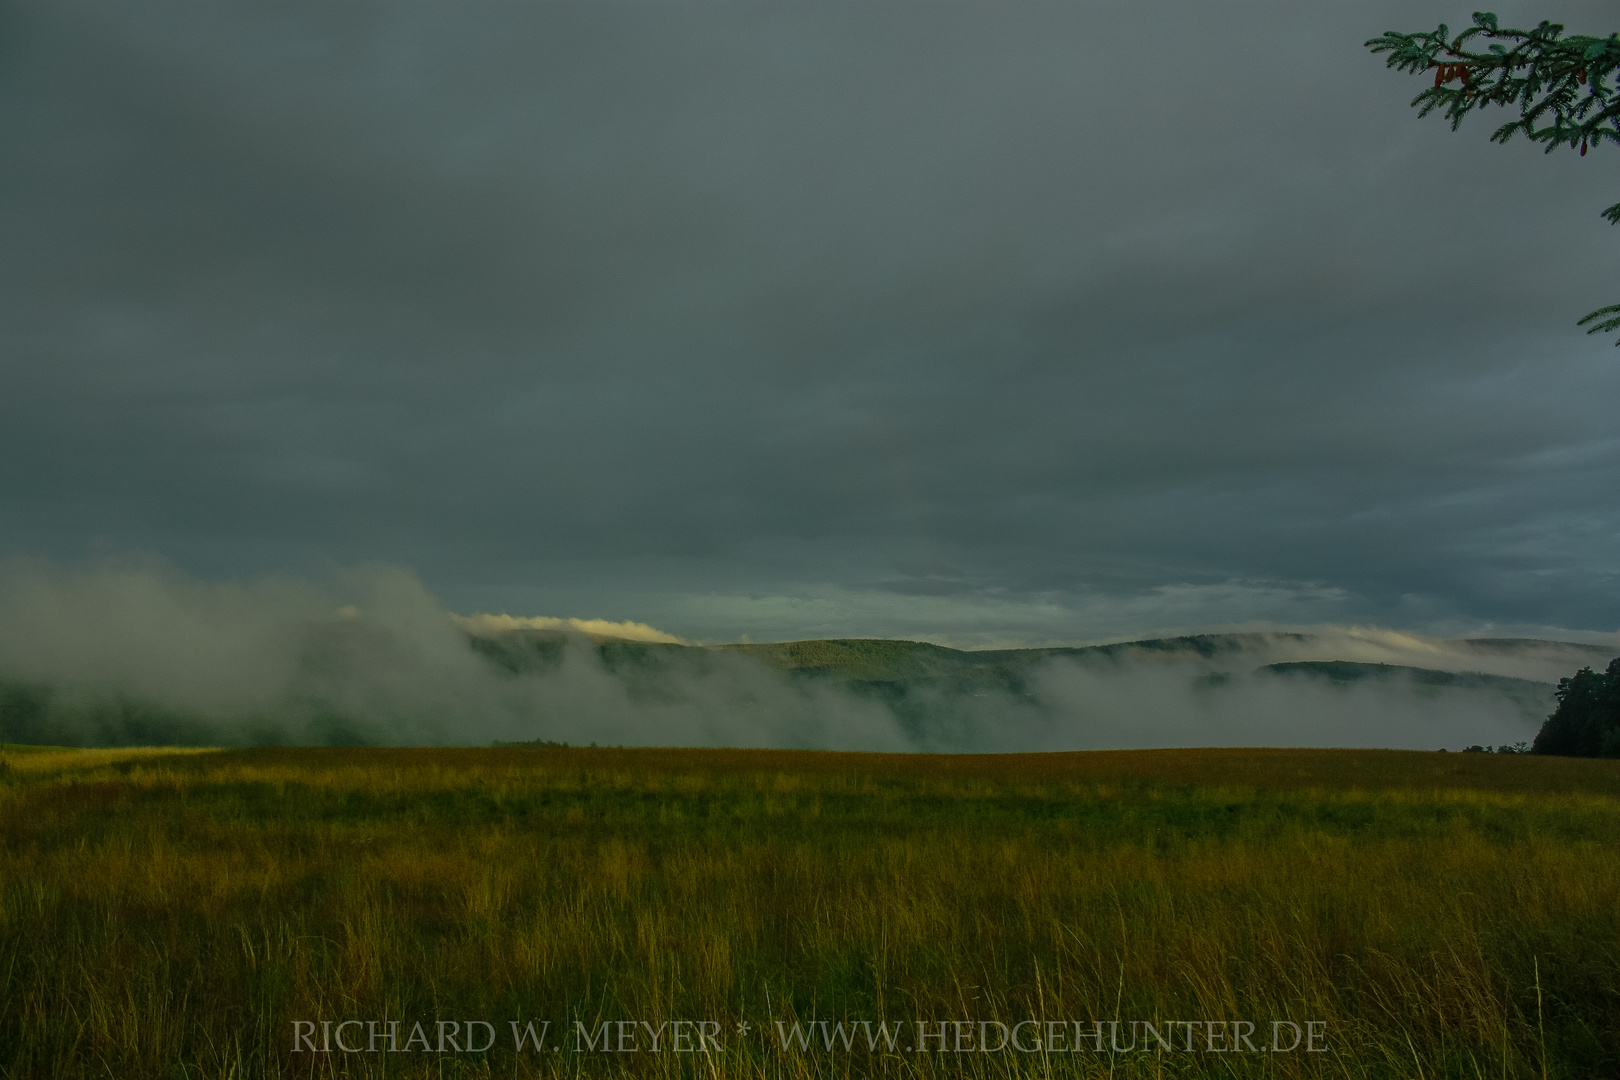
0,560,905,751
0,560,1608,752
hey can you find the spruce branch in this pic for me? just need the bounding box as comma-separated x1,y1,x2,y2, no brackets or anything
1367,12,1620,150
1577,303,1620,336
1368,12,1620,342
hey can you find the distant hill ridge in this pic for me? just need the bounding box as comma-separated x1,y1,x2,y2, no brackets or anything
711,633,1308,682
1257,661,1557,714
5,627,1602,749
471,627,1604,694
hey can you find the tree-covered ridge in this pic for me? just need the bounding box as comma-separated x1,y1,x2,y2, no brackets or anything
4,627,1606,753
1261,660,1552,693
719,633,1317,683
1261,661,1555,718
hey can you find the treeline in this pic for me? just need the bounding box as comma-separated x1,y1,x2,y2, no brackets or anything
1534,658,1620,757
0,681,382,748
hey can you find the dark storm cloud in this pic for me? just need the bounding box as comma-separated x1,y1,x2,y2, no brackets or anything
1,0,1617,644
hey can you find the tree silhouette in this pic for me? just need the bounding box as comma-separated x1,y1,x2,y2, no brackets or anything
1531,656,1620,756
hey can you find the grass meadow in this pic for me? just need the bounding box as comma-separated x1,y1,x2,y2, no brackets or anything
0,745,1616,1078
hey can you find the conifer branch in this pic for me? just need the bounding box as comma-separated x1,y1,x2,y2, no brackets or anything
1368,12,1620,342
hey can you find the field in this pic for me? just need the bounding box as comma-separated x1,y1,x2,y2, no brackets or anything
0,746,1617,1078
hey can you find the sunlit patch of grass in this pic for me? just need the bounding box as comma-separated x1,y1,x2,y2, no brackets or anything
0,744,218,774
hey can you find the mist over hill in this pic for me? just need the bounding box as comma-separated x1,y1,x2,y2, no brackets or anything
475,630,1577,752
0,560,1610,752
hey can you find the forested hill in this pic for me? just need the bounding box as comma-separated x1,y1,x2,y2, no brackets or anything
471,629,1603,694
716,632,1314,682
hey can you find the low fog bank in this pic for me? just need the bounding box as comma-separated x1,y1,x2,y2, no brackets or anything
0,559,906,750
958,627,1603,752
1103,627,1615,686
0,560,1603,752
1007,658,1546,753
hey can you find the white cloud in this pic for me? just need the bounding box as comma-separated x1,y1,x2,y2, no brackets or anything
450,612,686,644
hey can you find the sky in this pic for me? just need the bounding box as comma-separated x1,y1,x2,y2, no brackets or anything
2,0,1618,649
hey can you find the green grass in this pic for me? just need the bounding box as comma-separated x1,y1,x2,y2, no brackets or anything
1,747,1616,1078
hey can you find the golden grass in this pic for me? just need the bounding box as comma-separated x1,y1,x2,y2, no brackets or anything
0,744,218,774
0,746,1615,1078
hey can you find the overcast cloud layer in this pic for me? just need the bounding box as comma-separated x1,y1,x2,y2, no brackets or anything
2,0,1618,646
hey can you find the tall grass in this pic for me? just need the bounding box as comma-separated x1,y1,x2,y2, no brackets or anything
0,747,1616,1078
